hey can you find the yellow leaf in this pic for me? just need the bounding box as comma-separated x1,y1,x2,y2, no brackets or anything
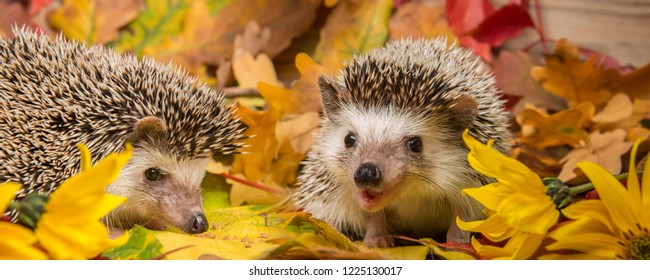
49,0,144,45
228,173,286,206
372,246,430,260
258,53,326,115
530,39,614,108
232,49,281,89
315,0,392,70
276,111,320,153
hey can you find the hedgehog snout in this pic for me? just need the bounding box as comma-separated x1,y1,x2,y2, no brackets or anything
354,162,382,187
187,212,208,234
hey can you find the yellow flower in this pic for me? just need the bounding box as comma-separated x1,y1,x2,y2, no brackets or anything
0,182,48,260
543,139,650,259
457,130,560,259
34,143,132,259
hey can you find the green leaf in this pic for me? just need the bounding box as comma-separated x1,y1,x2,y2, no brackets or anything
113,0,191,55
102,226,163,260
201,172,232,211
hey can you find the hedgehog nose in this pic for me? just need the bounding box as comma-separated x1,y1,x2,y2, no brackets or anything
354,163,382,186
188,213,208,234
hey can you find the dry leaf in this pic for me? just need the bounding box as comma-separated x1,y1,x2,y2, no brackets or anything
558,129,634,181
314,0,392,70
258,53,326,116
530,39,615,108
517,102,593,149
0,2,29,38
233,21,271,56
591,93,633,124
231,49,282,89
614,62,650,100
388,2,458,44
493,50,566,114
49,0,143,44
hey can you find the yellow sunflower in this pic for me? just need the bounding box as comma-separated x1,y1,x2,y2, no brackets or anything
457,130,560,259
0,182,48,260
543,139,650,259
34,143,132,259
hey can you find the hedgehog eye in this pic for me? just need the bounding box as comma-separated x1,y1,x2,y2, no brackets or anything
144,167,163,181
344,133,357,148
406,137,423,153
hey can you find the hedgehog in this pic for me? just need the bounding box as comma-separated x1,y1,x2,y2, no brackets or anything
0,27,247,234
293,38,511,247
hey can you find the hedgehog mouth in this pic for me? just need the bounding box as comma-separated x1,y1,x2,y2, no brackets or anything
357,188,392,211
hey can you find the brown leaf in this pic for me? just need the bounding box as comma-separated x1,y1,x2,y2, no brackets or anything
517,102,594,149
530,39,615,108
233,21,271,56
95,0,144,43
493,50,566,114
591,93,633,124
0,2,30,38
558,129,634,181
388,2,458,43
614,63,650,100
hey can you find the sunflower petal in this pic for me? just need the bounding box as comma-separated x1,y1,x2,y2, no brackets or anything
577,161,639,232
0,182,20,210
462,183,513,210
549,217,611,241
545,232,622,259
498,193,559,234
642,149,650,226
626,139,643,217
561,200,614,232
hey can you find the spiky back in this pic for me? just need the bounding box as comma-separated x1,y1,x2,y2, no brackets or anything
335,38,510,148
0,28,246,197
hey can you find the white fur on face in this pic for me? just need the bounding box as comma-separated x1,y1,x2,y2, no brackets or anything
302,105,484,238
105,146,208,231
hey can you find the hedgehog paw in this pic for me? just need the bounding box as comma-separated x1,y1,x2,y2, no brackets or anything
364,234,394,248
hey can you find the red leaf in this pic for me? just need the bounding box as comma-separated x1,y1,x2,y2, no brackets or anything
584,190,600,200
460,35,492,63
445,0,494,34
28,0,53,16
471,4,535,47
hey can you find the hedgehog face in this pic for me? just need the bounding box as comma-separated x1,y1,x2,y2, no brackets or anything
320,104,457,212
105,145,209,234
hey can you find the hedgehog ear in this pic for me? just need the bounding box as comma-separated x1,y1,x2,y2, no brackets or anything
318,74,344,120
128,116,167,143
448,93,479,131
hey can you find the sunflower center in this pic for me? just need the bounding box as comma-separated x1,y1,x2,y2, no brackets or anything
626,235,650,260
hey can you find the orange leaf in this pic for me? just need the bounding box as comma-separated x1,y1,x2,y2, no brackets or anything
517,102,593,148
388,2,458,44
530,39,615,108
558,130,634,181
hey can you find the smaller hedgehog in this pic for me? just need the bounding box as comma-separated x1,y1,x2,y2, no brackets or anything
293,38,511,247
0,28,247,234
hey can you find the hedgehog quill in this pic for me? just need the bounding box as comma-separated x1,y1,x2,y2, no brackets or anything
293,39,511,248
0,28,247,234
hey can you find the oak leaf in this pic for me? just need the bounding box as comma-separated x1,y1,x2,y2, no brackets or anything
530,39,615,108
557,129,634,181
517,102,593,149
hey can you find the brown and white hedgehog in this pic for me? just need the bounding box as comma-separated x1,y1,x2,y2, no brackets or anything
0,28,246,234
293,38,511,247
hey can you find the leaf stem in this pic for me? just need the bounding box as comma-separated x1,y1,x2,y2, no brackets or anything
217,172,286,196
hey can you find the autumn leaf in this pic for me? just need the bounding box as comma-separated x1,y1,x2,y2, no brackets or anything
470,3,535,47
231,49,281,89
49,0,144,45
557,129,634,181
134,0,319,76
113,0,190,55
258,53,326,116
388,1,458,44
517,102,593,149
101,226,163,260
613,62,650,100
0,2,30,38
493,50,566,114
314,0,392,70
530,39,615,108
444,0,493,62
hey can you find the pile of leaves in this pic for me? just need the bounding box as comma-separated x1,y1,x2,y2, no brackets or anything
1,0,649,260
